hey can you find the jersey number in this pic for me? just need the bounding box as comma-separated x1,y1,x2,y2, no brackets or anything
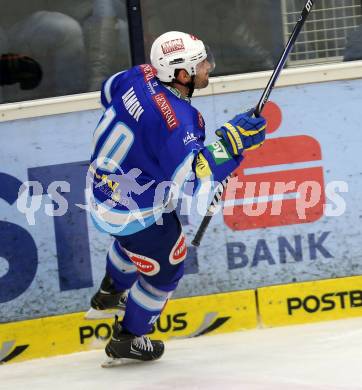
93,107,134,173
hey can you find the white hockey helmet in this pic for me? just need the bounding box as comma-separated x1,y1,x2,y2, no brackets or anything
150,31,214,82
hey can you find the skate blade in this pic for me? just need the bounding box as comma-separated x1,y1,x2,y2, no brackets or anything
101,357,141,368
84,307,125,320
101,357,127,368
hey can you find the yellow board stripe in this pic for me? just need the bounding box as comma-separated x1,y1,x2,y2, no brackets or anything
0,290,257,364
1,276,361,365
258,275,362,327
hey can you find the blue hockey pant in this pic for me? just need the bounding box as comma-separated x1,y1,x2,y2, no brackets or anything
105,211,187,336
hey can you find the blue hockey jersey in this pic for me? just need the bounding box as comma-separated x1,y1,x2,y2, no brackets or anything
88,64,242,235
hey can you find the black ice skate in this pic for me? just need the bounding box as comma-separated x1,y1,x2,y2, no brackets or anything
102,316,165,367
85,275,128,319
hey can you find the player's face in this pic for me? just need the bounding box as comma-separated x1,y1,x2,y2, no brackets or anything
194,59,212,89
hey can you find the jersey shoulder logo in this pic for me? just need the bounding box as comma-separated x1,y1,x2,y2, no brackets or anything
183,131,198,146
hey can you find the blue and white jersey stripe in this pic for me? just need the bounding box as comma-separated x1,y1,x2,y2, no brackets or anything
129,280,169,312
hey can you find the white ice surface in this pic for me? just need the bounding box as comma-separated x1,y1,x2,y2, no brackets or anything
1,317,362,390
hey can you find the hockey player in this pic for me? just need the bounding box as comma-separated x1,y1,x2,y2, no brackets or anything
87,31,266,364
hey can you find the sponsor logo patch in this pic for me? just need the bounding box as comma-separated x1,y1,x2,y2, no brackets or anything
153,93,179,130
146,81,157,95
183,131,198,146
140,64,157,83
170,233,187,264
207,141,231,165
198,111,205,129
161,38,185,55
195,153,212,178
124,249,160,276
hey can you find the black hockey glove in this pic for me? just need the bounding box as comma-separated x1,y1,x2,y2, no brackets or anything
0,53,42,89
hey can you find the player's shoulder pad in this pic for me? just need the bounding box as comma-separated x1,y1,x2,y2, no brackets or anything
102,65,146,96
101,65,155,108
151,88,199,133
101,69,130,107
132,64,202,134
136,64,158,83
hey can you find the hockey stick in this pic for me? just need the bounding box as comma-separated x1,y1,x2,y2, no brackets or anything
192,0,315,247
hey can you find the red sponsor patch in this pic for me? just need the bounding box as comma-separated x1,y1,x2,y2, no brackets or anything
189,34,199,41
153,93,179,130
140,64,157,83
124,249,160,276
197,111,205,129
169,233,187,265
161,38,185,55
